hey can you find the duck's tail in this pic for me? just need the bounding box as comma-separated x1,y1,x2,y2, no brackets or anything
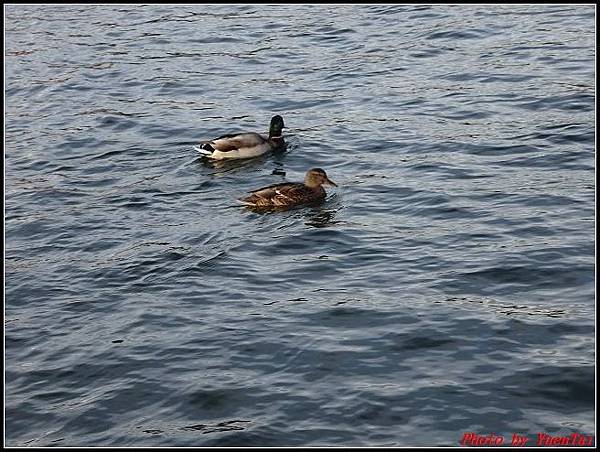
193,143,214,156
237,198,256,206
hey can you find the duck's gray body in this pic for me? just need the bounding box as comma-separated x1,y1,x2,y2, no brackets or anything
195,115,285,160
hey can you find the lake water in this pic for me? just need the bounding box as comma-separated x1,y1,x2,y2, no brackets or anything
4,4,596,447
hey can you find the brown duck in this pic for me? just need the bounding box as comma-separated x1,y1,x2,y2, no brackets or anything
240,168,337,208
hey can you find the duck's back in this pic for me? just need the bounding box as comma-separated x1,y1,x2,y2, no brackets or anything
210,132,266,152
242,182,325,207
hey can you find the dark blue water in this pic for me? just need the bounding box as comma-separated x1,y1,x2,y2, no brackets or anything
5,4,595,447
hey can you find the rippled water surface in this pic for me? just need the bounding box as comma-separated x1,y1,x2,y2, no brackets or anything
5,4,596,447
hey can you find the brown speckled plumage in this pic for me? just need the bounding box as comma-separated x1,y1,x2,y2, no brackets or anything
240,168,337,209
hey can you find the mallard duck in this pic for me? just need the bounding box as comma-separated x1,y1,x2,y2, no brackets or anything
240,168,337,208
194,115,285,160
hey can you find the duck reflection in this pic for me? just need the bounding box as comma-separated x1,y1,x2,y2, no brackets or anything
304,206,339,228
195,143,288,177
241,202,341,228
194,155,277,181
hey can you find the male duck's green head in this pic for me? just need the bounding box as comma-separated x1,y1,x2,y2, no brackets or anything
269,115,285,138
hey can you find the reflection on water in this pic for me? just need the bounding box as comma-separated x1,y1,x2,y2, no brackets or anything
194,143,290,177
304,207,340,228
